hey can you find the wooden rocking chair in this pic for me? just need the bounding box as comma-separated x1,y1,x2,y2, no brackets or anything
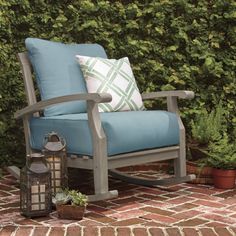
13,38,195,201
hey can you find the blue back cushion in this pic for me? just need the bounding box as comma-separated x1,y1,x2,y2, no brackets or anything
25,38,108,116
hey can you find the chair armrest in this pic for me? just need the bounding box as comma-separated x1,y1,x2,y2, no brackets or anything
142,90,194,100
14,93,112,119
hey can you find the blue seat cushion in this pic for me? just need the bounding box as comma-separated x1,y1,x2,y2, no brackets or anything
25,38,107,116
30,111,180,156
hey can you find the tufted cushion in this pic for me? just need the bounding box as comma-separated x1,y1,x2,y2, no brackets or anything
25,38,107,116
76,55,145,112
30,110,180,156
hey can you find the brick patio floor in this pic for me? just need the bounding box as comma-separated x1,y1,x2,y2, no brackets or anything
0,166,235,236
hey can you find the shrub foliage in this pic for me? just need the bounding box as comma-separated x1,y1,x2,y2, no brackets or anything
0,0,235,166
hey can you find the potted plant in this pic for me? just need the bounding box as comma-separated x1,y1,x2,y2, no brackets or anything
52,189,88,220
187,103,226,184
207,135,236,189
189,103,225,161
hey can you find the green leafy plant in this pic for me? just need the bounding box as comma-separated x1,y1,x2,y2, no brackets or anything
190,103,226,145
206,135,236,170
52,189,88,207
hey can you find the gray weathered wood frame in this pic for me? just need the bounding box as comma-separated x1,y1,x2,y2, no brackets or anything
14,52,195,201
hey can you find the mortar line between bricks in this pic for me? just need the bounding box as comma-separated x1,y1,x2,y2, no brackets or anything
178,227,185,236
114,227,117,236
198,229,203,236
146,227,152,236
212,227,221,236
64,226,67,236
162,228,169,236
226,227,235,236
28,226,35,236
11,226,18,236
46,227,52,236
81,226,84,236
97,227,101,236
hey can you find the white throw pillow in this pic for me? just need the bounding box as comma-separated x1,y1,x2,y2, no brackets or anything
76,55,145,112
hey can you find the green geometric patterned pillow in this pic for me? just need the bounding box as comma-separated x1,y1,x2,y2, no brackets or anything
76,55,145,112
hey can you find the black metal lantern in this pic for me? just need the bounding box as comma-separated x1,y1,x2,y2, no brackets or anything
43,132,68,195
20,153,52,217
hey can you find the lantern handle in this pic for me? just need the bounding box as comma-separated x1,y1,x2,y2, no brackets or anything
43,132,66,151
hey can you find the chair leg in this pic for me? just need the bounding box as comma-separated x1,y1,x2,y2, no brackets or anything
87,140,118,202
87,163,118,202
174,124,187,178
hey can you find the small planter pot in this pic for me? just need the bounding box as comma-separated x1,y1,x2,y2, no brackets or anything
187,161,213,184
56,204,85,220
212,168,236,189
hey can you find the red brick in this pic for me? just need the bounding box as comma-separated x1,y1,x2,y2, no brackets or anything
92,200,117,208
201,213,236,225
189,193,221,201
49,227,65,236
137,194,166,201
170,203,198,212
0,190,12,197
142,200,171,208
15,218,41,225
141,206,174,216
79,219,104,226
187,187,218,195
83,227,98,236
220,197,236,205
143,222,166,227
111,209,146,220
142,213,177,224
173,210,202,220
100,227,115,236
132,228,148,236
149,228,165,236
182,228,199,236
166,196,193,205
0,226,17,236
165,228,182,236
205,222,229,227
214,228,234,236
137,187,166,195
86,212,115,223
111,218,145,226
115,202,143,212
174,218,208,226
86,205,115,215
66,226,81,236
15,226,33,236
112,196,142,205
214,189,236,198
117,227,131,236
230,213,236,218
193,199,225,208
32,227,50,236
0,184,16,191
163,193,179,198
199,228,217,236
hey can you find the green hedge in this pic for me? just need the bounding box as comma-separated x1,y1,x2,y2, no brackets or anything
0,0,235,166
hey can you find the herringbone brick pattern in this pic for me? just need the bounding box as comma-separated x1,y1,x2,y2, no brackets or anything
0,167,235,236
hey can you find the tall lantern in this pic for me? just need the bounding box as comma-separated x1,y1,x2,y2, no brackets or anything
43,132,68,195
20,153,52,217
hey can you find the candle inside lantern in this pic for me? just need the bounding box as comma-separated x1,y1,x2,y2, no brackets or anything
55,171,60,178
55,163,61,170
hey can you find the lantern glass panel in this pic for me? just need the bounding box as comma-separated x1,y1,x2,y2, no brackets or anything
43,132,68,195
20,153,52,218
